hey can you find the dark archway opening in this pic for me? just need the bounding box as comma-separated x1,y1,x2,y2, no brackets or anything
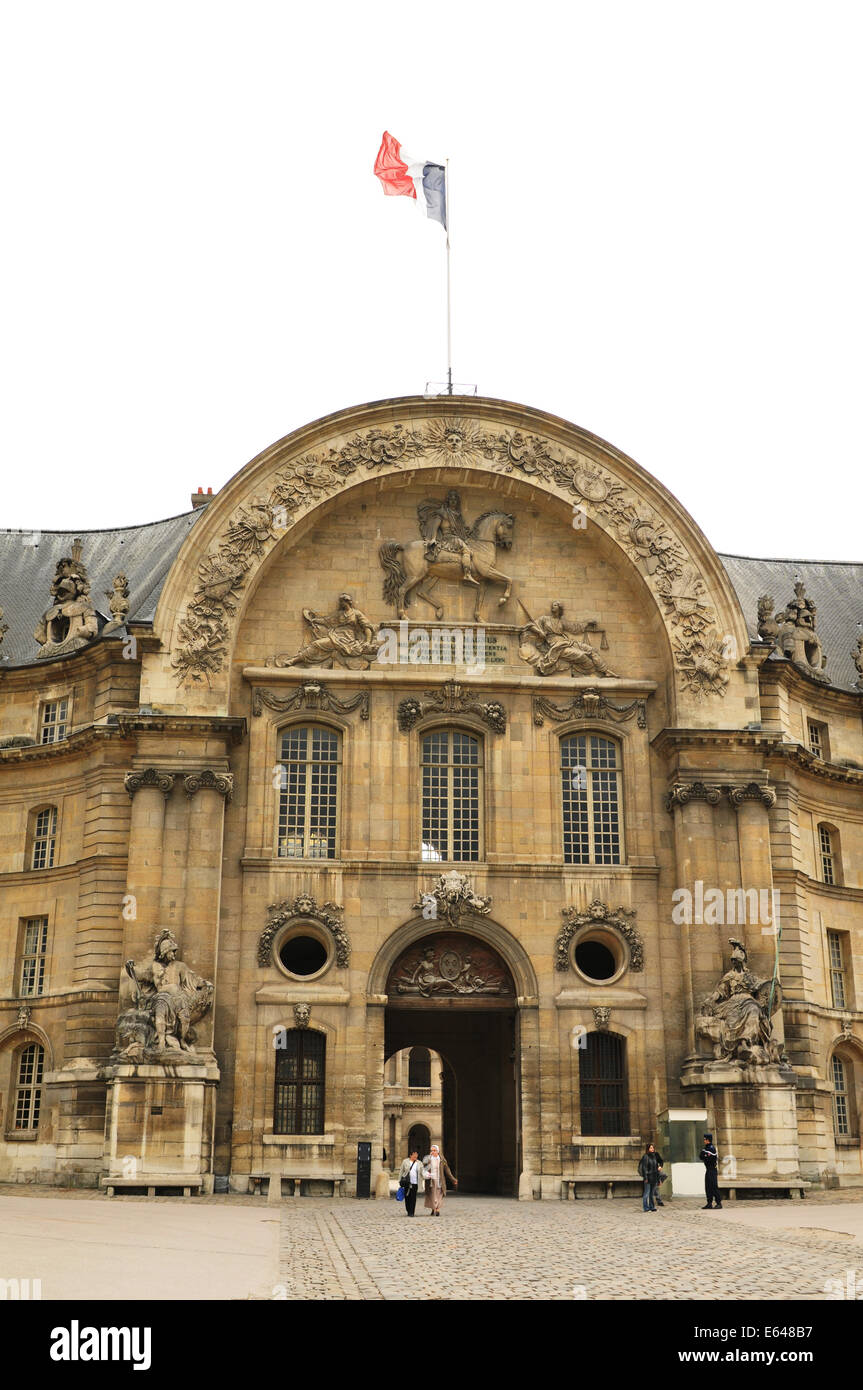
385,932,519,1195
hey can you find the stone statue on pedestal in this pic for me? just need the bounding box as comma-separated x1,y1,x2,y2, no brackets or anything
113,929,214,1062
696,938,782,1067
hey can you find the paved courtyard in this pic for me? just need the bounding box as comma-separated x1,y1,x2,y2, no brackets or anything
2,1187,863,1300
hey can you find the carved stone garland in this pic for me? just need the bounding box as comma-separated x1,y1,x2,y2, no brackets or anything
258,895,350,969
398,681,506,734
532,689,646,728
171,416,730,697
555,900,644,973
252,682,370,720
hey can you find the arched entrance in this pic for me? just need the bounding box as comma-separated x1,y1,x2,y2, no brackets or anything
385,931,518,1195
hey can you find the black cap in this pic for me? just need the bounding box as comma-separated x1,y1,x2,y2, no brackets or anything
703,1132,713,1141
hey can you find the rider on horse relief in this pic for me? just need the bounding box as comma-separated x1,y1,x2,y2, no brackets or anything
418,491,480,586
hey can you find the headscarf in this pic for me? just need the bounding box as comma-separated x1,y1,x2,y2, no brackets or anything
429,1143,441,1182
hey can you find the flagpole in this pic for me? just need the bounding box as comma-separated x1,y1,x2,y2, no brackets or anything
445,157,452,395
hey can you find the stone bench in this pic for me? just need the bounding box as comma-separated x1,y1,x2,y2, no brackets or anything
562,1175,643,1200
720,1178,809,1201
101,1174,204,1198
249,1174,345,1199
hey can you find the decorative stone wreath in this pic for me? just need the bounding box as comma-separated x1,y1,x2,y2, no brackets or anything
555,899,644,973
258,894,350,968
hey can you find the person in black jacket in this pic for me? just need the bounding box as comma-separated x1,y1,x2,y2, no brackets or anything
637,1142,665,1211
700,1132,722,1209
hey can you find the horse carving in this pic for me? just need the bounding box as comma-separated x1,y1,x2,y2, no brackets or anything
379,492,515,622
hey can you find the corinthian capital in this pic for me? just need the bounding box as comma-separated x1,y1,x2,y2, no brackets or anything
725,782,777,810
664,781,723,813
124,768,175,799
183,769,234,803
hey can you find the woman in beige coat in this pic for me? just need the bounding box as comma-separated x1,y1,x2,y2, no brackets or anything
423,1143,457,1215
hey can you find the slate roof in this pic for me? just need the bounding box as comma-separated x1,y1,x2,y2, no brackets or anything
0,506,860,689
0,510,205,665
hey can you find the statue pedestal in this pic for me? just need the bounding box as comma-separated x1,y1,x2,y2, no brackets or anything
682,1060,800,1179
101,1061,219,1194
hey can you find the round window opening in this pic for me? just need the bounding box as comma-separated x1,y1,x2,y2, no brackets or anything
279,934,329,978
572,929,626,985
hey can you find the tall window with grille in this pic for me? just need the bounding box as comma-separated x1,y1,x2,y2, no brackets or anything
273,1031,325,1134
408,1046,431,1089
276,726,340,859
819,824,837,885
827,930,847,1010
561,734,622,864
579,1032,629,1136
832,1054,850,1137
31,807,57,870
807,720,827,759
14,1043,44,1131
39,698,68,744
19,917,48,997
421,730,482,862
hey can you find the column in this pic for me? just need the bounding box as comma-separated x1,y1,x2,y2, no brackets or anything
666,782,723,1061
182,770,232,1051
123,769,175,962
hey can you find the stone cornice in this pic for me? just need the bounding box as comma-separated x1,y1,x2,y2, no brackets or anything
243,664,657,699
0,723,125,765
758,653,863,705
770,868,863,900
0,633,138,680
115,713,246,745
651,727,777,755
665,780,776,812
765,742,863,786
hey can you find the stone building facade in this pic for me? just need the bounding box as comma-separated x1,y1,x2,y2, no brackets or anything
0,396,860,1197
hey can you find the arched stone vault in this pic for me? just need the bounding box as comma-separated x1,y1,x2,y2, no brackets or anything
146,396,750,723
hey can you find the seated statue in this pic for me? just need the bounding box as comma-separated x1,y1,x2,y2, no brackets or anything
696,938,782,1066
519,600,617,678
34,545,101,659
114,929,214,1062
272,592,382,669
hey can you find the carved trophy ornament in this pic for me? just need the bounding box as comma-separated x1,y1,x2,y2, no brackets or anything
380,490,515,623
388,934,514,999
271,592,383,669
113,930,214,1062
0,605,8,654
756,583,828,682
103,573,130,633
518,600,617,678
852,632,863,689
34,540,101,659
695,938,782,1067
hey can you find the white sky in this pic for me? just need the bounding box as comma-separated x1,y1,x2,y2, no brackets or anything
1,2,860,560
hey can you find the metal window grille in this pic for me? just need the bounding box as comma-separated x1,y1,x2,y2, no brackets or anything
31,807,57,870
277,727,340,859
561,735,622,865
579,1032,629,1136
827,931,847,1010
40,698,68,745
819,825,836,885
273,1031,325,1135
20,917,48,997
832,1054,849,1137
14,1043,44,1130
421,730,482,862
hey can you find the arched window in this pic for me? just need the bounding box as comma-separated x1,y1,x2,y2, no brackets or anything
579,1032,629,1136
421,729,483,862
277,726,340,860
28,806,57,871
274,1030,325,1135
14,1043,45,1131
831,1053,858,1139
817,824,841,886
408,1047,431,1089
408,1123,430,1157
561,734,622,865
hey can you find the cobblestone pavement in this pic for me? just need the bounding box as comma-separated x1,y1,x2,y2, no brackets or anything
274,1196,863,1301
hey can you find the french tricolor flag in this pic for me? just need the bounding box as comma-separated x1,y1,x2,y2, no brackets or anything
374,131,447,232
